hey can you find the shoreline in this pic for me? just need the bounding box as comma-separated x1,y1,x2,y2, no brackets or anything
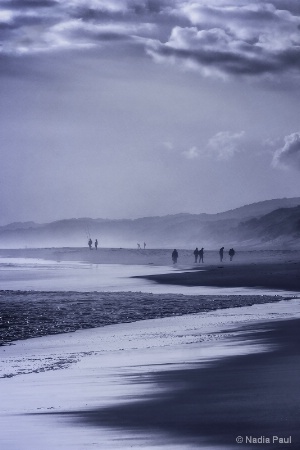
0,290,296,346
1,247,300,346
1,299,300,449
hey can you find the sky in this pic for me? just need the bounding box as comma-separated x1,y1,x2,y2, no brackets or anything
1,0,300,225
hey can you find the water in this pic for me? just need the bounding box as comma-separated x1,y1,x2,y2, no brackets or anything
0,257,295,296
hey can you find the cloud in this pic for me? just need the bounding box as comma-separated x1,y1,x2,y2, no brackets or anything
0,10,14,23
182,146,199,159
0,0,167,55
163,141,174,151
206,131,245,160
181,132,245,161
263,137,278,148
272,132,300,170
1,0,300,83
8,1,58,8
148,1,300,81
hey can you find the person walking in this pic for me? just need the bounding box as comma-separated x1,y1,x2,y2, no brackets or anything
88,238,92,250
199,247,204,263
193,247,199,263
219,247,224,262
229,248,235,261
95,239,98,250
172,249,178,264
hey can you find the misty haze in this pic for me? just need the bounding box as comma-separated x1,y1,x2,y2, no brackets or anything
0,197,300,249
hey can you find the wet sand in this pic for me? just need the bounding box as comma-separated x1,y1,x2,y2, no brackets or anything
1,247,300,448
60,318,300,449
140,261,300,292
1,300,300,449
1,247,300,294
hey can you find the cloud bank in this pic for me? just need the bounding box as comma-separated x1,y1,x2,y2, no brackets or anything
1,0,300,82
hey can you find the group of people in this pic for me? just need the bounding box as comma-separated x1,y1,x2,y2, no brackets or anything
137,242,146,249
87,240,235,261
171,246,236,264
220,247,236,261
88,238,98,250
193,247,204,263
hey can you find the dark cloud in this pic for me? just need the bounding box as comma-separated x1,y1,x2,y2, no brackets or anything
148,26,300,79
0,0,300,83
273,132,300,170
148,1,300,81
7,0,58,8
0,21,15,30
271,1,300,14
66,24,134,44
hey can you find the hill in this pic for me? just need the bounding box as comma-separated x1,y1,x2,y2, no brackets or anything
0,197,300,249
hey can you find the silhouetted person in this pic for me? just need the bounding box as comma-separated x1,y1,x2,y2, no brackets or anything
229,248,235,261
193,247,199,263
88,238,92,250
199,247,204,263
144,242,146,249
137,243,141,249
219,246,224,262
172,249,178,264
95,239,98,250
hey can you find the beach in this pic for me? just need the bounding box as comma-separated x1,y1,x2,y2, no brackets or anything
1,300,300,449
1,247,300,449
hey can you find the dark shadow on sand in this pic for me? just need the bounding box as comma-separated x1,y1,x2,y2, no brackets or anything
137,262,300,291
43,319,300,449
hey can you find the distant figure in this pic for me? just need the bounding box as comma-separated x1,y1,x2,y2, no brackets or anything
219,247,224,262
199,247,204,263
95,239,98,250
144,242,146,249
172,249,178,264
88,238,92,250
137,243,141,249
193,247,199,263
229,248,235,261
